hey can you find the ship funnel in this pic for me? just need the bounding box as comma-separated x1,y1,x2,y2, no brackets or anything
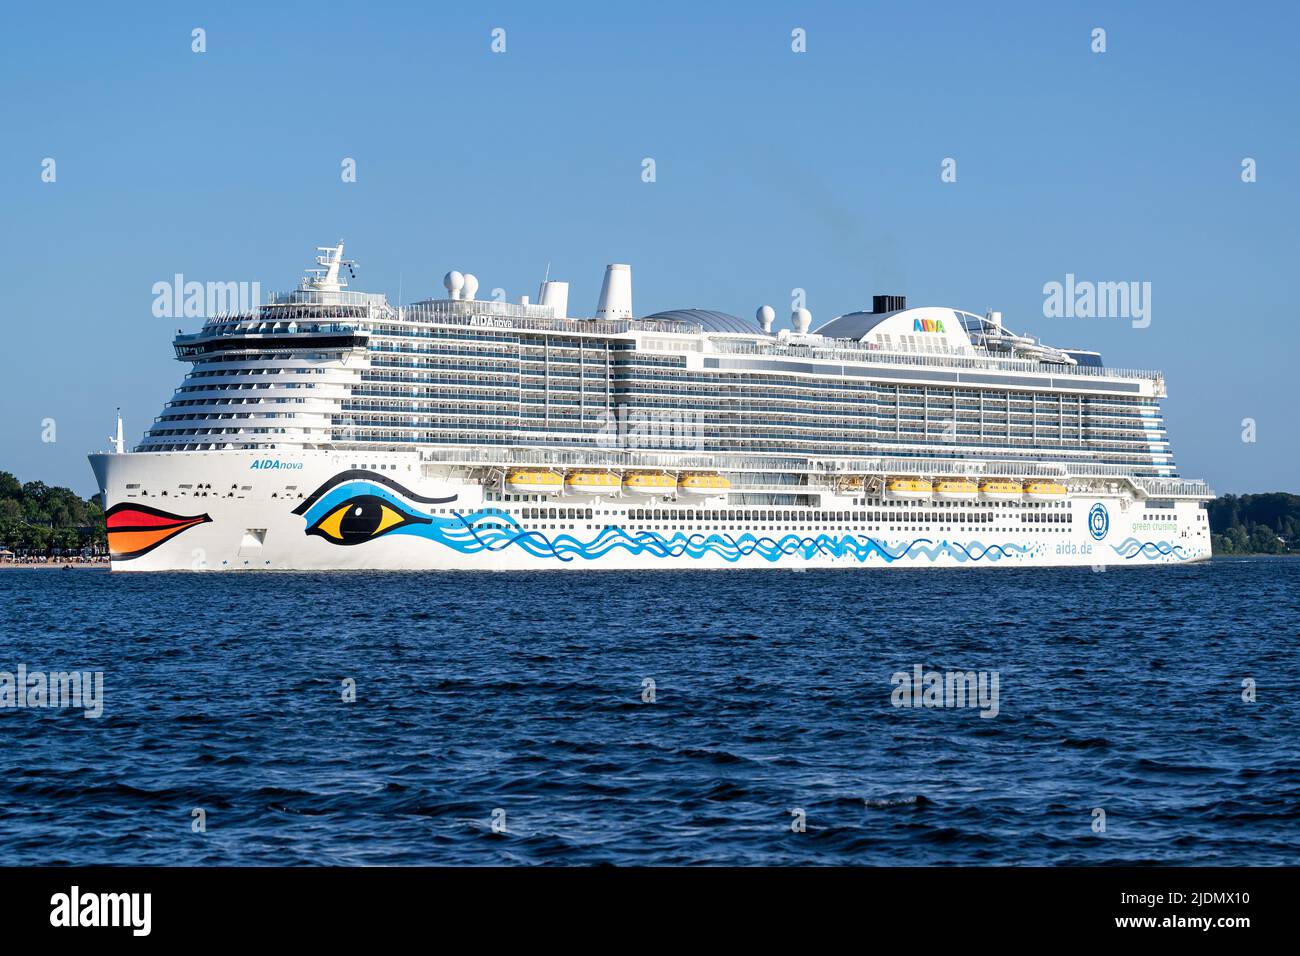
756,305,775,334
539,280,569,318
986,310,1003,328
792,307,812,334
595,264,632,320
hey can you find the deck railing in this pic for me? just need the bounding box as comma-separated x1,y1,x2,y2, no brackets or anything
708,339,1163,382
397,444,1201,487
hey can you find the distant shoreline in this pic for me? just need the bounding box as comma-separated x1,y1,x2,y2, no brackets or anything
1211,548,1298,558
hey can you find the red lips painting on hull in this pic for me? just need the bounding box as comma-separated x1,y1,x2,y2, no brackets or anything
104,503,212,560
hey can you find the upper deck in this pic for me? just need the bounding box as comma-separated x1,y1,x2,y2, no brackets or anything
180,292,1163,389
136,243,1199,495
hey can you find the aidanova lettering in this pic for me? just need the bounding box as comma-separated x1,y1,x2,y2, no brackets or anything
250,459,304,470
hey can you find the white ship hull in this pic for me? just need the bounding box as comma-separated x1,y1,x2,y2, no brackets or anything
90,451,1212,571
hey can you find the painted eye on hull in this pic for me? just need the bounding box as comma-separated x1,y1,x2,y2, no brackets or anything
306,495,430,545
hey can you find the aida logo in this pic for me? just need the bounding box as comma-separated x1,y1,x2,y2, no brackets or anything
1089,502,1110,541
913,318,946,333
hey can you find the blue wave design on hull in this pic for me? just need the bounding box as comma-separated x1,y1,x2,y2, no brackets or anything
1109,537,1191,560
392,510,1034,565
300,483,1199,565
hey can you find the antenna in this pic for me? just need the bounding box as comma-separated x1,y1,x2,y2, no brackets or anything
109,408,124,454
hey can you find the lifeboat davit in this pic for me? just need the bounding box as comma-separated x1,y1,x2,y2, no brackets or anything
678,473,730,497
504,468,563,495
564,471,621,496
933,479,978,501
623,472,676,497
979,479,1022,500
885,477,932,500
1023,480,1068,501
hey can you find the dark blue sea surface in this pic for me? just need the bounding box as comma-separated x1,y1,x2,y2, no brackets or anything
0,559,1296,865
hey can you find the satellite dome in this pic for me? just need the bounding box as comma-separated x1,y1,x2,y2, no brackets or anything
443,271,465,294
462,273,479,301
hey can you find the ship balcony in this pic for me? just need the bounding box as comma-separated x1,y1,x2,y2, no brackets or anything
173,327,368,359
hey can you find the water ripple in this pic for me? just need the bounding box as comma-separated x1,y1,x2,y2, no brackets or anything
0,559,1297,864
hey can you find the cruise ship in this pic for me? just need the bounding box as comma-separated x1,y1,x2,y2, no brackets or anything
89,243,1212,571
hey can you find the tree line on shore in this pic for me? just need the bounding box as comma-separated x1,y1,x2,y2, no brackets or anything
1207,492,1300,555
1,469,1297,558
0,471,105,556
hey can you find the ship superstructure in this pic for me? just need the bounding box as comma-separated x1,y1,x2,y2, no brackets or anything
90,243,1212,570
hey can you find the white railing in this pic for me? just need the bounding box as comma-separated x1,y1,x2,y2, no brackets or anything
265,289,391,308
1132,477,1214,498
709,339,1163,382
399,301,697,336
396,443,1195,484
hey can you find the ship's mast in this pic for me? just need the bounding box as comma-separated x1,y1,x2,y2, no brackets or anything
301,241,356,293
109,408,124,454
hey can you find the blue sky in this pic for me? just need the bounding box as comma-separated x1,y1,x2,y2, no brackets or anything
1,0,1296,495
